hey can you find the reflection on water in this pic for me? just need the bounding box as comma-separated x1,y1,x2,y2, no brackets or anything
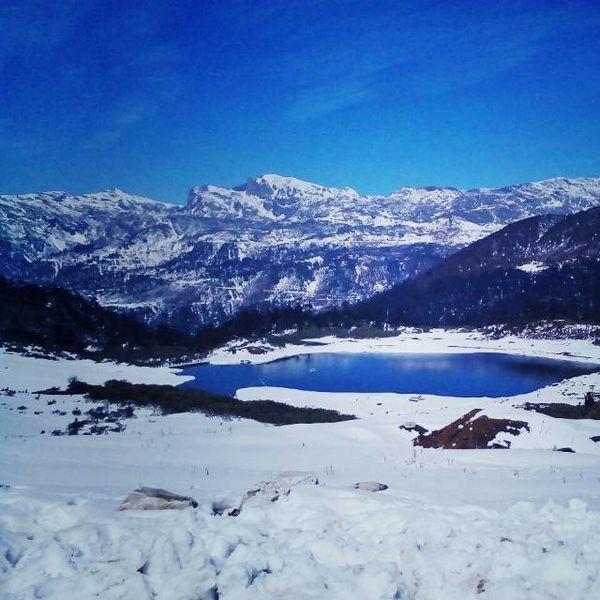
180,352,598,398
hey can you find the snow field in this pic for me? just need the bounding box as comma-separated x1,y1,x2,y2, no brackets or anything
1,332,600,599
2,485,599,599
206,329,600,366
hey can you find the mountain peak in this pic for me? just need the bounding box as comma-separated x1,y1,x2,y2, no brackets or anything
241,173,359,200
185,173,362,220
252,173,312,188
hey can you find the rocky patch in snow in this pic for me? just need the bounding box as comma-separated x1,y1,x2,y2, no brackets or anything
120,487,199,511
242,471,319,504
399,421,428,435
414,409,530,449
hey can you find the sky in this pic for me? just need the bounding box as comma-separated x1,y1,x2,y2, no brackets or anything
1,0,599,203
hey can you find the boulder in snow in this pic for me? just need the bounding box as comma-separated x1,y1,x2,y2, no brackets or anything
353,481,388,492
211,497,241,517
119,487,198,511
243,471,319,504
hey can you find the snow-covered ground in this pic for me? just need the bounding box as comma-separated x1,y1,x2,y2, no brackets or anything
207,328,600,365
1,331,600,599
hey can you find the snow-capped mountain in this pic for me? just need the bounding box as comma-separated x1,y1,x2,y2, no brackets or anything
1,175,599,328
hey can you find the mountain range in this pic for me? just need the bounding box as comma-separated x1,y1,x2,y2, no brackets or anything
2,174,600,329
1,203,598,361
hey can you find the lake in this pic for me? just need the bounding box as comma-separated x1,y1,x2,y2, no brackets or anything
179,352,598,397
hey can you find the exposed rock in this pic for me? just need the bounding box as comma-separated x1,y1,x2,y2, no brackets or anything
554,447,575,453
211,498,242,517
242,471,319,505
353,481,388,492
408,395,426,403
591,435,600,443
399,421,428,435
246,345,270,355
414,409,530,449
210,472,321,518
119,487,198,511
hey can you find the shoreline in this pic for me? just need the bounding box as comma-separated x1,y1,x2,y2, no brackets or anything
205,329,600,367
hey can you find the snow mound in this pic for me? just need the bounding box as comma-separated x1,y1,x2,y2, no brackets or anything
1,486,599,599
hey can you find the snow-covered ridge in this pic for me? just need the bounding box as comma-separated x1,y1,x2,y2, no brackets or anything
186,174,600,224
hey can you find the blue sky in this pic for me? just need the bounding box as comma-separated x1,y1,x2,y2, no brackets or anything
1,0,599,203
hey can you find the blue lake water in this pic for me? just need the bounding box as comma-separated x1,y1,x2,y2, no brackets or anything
179,352,598,398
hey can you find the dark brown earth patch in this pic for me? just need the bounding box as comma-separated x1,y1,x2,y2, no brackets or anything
414,409,530,449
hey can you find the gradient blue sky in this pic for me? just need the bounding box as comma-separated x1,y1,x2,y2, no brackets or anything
2,0,599,203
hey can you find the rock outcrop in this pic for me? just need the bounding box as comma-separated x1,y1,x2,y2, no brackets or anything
414,409,529,449
119,487,198,510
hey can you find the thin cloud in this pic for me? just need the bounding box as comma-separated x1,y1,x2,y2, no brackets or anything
279,0,600,120
0,0,90,70
287,82,375,121
87,100,157,148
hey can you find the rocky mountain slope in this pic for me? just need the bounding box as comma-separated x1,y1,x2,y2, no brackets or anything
2,175,599,328
360,206,600,326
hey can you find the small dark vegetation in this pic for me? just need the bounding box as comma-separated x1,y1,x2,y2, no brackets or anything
62,378,356,425
519,392,600,420
59,405,134,436
414,409,530,449
66,418,87,435
42,378,140,435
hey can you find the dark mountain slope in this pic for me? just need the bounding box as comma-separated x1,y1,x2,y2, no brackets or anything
0,277,196,362
359,207,600,326
0,277,316,361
